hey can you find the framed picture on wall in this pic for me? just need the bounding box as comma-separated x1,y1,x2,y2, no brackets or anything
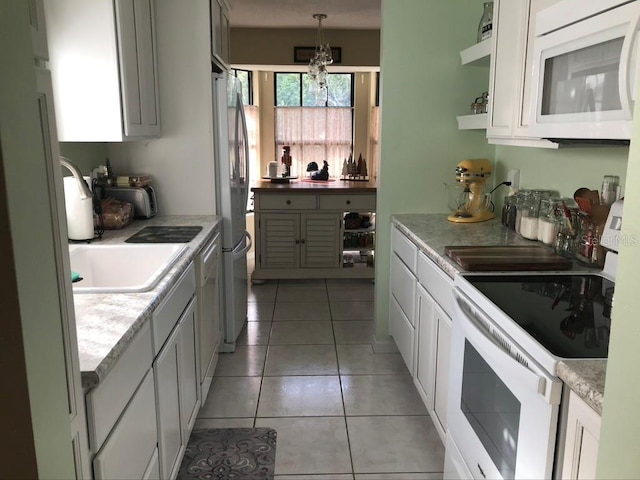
293,46,342,64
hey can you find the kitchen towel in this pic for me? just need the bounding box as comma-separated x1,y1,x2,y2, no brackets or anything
178,427,277,480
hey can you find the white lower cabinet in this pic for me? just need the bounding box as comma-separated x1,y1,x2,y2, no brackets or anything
559,389,602,480
154,297,199,480
93,370,158,480
389,225,454,443
433,303,452,439
415,284,436,412
415,283,453,441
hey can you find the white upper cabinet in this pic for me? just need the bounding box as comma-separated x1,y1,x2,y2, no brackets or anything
45,0,160,141
487,0,561,148
29,0,48,60
210,0,231,69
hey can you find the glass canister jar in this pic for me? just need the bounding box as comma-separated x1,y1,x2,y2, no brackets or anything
516,191,539,240
501,195,517,230
537,198,561,245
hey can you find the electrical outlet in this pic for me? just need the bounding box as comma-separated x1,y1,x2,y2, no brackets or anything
507,169,520,193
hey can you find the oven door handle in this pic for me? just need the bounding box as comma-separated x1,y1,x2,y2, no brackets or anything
456,295,562,405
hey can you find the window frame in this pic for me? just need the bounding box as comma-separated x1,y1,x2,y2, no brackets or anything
274,72,355,108
231,68,253,105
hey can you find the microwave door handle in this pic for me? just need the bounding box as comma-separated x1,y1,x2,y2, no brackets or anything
455,296,560,405
619,15,640,114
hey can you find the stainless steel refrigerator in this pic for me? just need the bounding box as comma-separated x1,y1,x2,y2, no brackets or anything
213,70,251,352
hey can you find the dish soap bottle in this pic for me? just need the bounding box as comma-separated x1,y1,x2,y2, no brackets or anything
477,2,494,43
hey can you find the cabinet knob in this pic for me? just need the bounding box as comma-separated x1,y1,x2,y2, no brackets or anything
346,200,351,205
286,200,291,205
301,239,306,244
295,239,300,244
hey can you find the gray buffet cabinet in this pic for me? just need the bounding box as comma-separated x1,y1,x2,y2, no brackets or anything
251,180,377,282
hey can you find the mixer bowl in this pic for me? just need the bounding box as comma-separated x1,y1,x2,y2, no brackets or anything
444,183,492,217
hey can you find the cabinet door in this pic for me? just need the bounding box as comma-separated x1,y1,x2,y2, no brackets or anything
300,213,341,268
115,0,160,137
259,213,300,269
29,0,48,60
561,390,602,480
178,299,200,441
154,329,182,480
93,371,158,480
415,284,437,412
220,3,231,65
487,0,527,138
434,304,452,436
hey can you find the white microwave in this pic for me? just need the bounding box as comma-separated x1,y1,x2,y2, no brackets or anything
529,0,640,143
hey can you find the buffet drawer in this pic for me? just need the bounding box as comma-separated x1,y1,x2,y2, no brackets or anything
319,194,376,211
258,194,317,210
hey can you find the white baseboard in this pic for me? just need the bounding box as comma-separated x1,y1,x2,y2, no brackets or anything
371,333,398,353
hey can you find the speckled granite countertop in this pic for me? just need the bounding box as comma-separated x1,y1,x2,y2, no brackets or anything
74,215,221,390
392,213,606,415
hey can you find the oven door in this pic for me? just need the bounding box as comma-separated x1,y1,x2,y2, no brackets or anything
529,0,640,141
447,289,562,480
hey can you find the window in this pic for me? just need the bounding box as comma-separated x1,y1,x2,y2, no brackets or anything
274,72,353,178
231,68,252,105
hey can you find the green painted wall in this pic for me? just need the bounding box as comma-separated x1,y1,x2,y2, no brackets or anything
59,142,109,176
596,85,640,477
375,0,493,344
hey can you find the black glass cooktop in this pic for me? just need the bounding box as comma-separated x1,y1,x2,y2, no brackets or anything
125,226,203,243
466,274,614,359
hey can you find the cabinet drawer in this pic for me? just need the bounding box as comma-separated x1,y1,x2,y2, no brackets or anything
319,194,376,211
93,370,157,480
390,296,415,375
152,262,196,355
86,321,153,451
417,252,454,318
259,194,317,210
390,252,417,326
391,225,418,272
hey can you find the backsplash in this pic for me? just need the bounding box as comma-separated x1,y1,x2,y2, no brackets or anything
59,143,108,176
494,144,629,210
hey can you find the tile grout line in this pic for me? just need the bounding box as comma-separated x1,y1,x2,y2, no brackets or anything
329,284,357,477
254,279,278,427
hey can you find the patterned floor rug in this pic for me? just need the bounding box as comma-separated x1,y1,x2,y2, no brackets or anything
178,428,277,480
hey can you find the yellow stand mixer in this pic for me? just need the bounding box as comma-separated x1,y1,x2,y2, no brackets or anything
447,158,495,223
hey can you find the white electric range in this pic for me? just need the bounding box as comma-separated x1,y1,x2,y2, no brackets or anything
444,200,623,480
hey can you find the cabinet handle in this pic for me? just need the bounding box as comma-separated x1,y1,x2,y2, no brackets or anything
346,200,351,205
286,200,291,205
301,239,306,244
295,239,300,244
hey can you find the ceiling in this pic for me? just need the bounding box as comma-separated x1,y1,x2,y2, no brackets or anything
228,0,381,30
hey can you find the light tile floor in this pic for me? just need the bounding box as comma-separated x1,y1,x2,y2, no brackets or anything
196,278,445,479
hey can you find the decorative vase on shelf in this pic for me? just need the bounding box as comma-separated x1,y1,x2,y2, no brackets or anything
477,1,493,43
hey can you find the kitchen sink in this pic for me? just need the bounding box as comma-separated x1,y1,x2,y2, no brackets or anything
69,243,187,294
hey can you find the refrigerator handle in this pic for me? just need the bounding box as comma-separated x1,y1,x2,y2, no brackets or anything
238,92,250,210
232,231,253,259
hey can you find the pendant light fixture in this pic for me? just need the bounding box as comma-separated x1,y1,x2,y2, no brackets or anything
308,13,333,97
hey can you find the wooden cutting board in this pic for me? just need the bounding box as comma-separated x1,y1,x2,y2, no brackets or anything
445,245,573,271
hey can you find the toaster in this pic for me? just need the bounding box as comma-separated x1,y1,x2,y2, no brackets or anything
103,185,158,218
